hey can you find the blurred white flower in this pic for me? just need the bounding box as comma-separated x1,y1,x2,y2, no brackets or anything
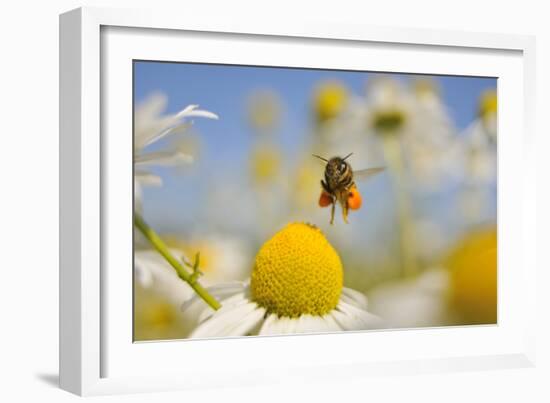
365,76,414,136
134,93,218,209
134,248,194,304
367,267,455,328
169,235,252,284
365,76,463,191
457,90,497,224
187,282,383,338
134,248,205,339
134,235,251,335
247,89,282,133
135,234,251,293
460,118,497,186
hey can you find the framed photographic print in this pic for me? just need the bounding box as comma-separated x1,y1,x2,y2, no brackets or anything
60,7,537,396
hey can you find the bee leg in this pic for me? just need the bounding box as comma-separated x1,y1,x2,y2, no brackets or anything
330,202,335,225
342,201,349,224
321,179,330,193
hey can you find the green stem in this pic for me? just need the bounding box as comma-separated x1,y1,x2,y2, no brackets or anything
381,133,418,277
134,213,221,310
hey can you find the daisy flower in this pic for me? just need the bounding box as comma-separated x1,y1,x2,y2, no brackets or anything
134,248,195,303
364,76,462,190
367,267,453,328
187,223,383,338
134,92,218,209
367,226,497,328
457,90,497,224
134,247,202,338
460,89,497,185
134,236,250,338
312,81,349,124
135,235,251,302
246,89,282,134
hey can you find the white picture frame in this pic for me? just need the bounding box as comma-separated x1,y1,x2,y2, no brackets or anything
59,6,537,396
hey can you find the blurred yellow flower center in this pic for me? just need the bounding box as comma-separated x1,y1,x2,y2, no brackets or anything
372,109,406,134
413,78,440,100
250,222,344,317
250,145,281,184
142,302,176,329
447,227,497,324
314,82,348,123
248,91,281,132
478,90,497,119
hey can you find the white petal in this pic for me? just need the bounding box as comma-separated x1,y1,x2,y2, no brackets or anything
293,315,332,334
134,179,144,214
341,287,369,310
141,122,193,149
181,282,247,314
260,315,303,335
196,292,250,324
134,249,195,304
337,300,384,329
321,313,344,332
135,171,162,187
176,104,219,120
278,317,298,334
207,281,248,299
134,93,168,147
226,307,266,336
134,258,153,287
258,314,278,335
190,302,261,338
259,315,283,335
330,308,366,331
135,150,193,167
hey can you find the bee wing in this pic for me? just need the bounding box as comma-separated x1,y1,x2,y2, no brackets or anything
354,167,385,181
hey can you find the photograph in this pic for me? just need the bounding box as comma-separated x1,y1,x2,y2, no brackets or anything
132,61,498,341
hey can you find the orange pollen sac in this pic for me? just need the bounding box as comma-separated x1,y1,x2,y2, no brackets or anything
318,191,333,207
347,187,362,210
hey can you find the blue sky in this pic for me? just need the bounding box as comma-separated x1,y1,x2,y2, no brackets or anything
134,61,496,234
135,62,496,159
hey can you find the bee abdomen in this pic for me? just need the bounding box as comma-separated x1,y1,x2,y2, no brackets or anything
340,173,353,188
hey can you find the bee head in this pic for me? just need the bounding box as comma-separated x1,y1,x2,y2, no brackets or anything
335,159,347,173
331,153,352,174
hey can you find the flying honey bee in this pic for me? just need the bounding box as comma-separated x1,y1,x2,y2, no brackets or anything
313,153,384,224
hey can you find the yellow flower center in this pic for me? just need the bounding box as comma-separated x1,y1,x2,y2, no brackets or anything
413,78,439,99
250,145,282,184
313,82,349,123
250,223,343,317
447,227,497,324
372,109,406,134
478,90,497,120
247,91,281,132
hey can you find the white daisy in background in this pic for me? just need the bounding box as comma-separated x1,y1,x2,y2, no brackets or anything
404,78,464,190
246,89,282,134
133,91,219,291
134,235,251,337
365,75,415,136
135,236,251,304
187,223,383,338
311,80,383,169
460,89,497,186
164,234,252,284
367,226,497,328
366,267,455,329
364,76,463,191
134,248,195,304
134,247,201,339
133,92,218,210
457,90,497,224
